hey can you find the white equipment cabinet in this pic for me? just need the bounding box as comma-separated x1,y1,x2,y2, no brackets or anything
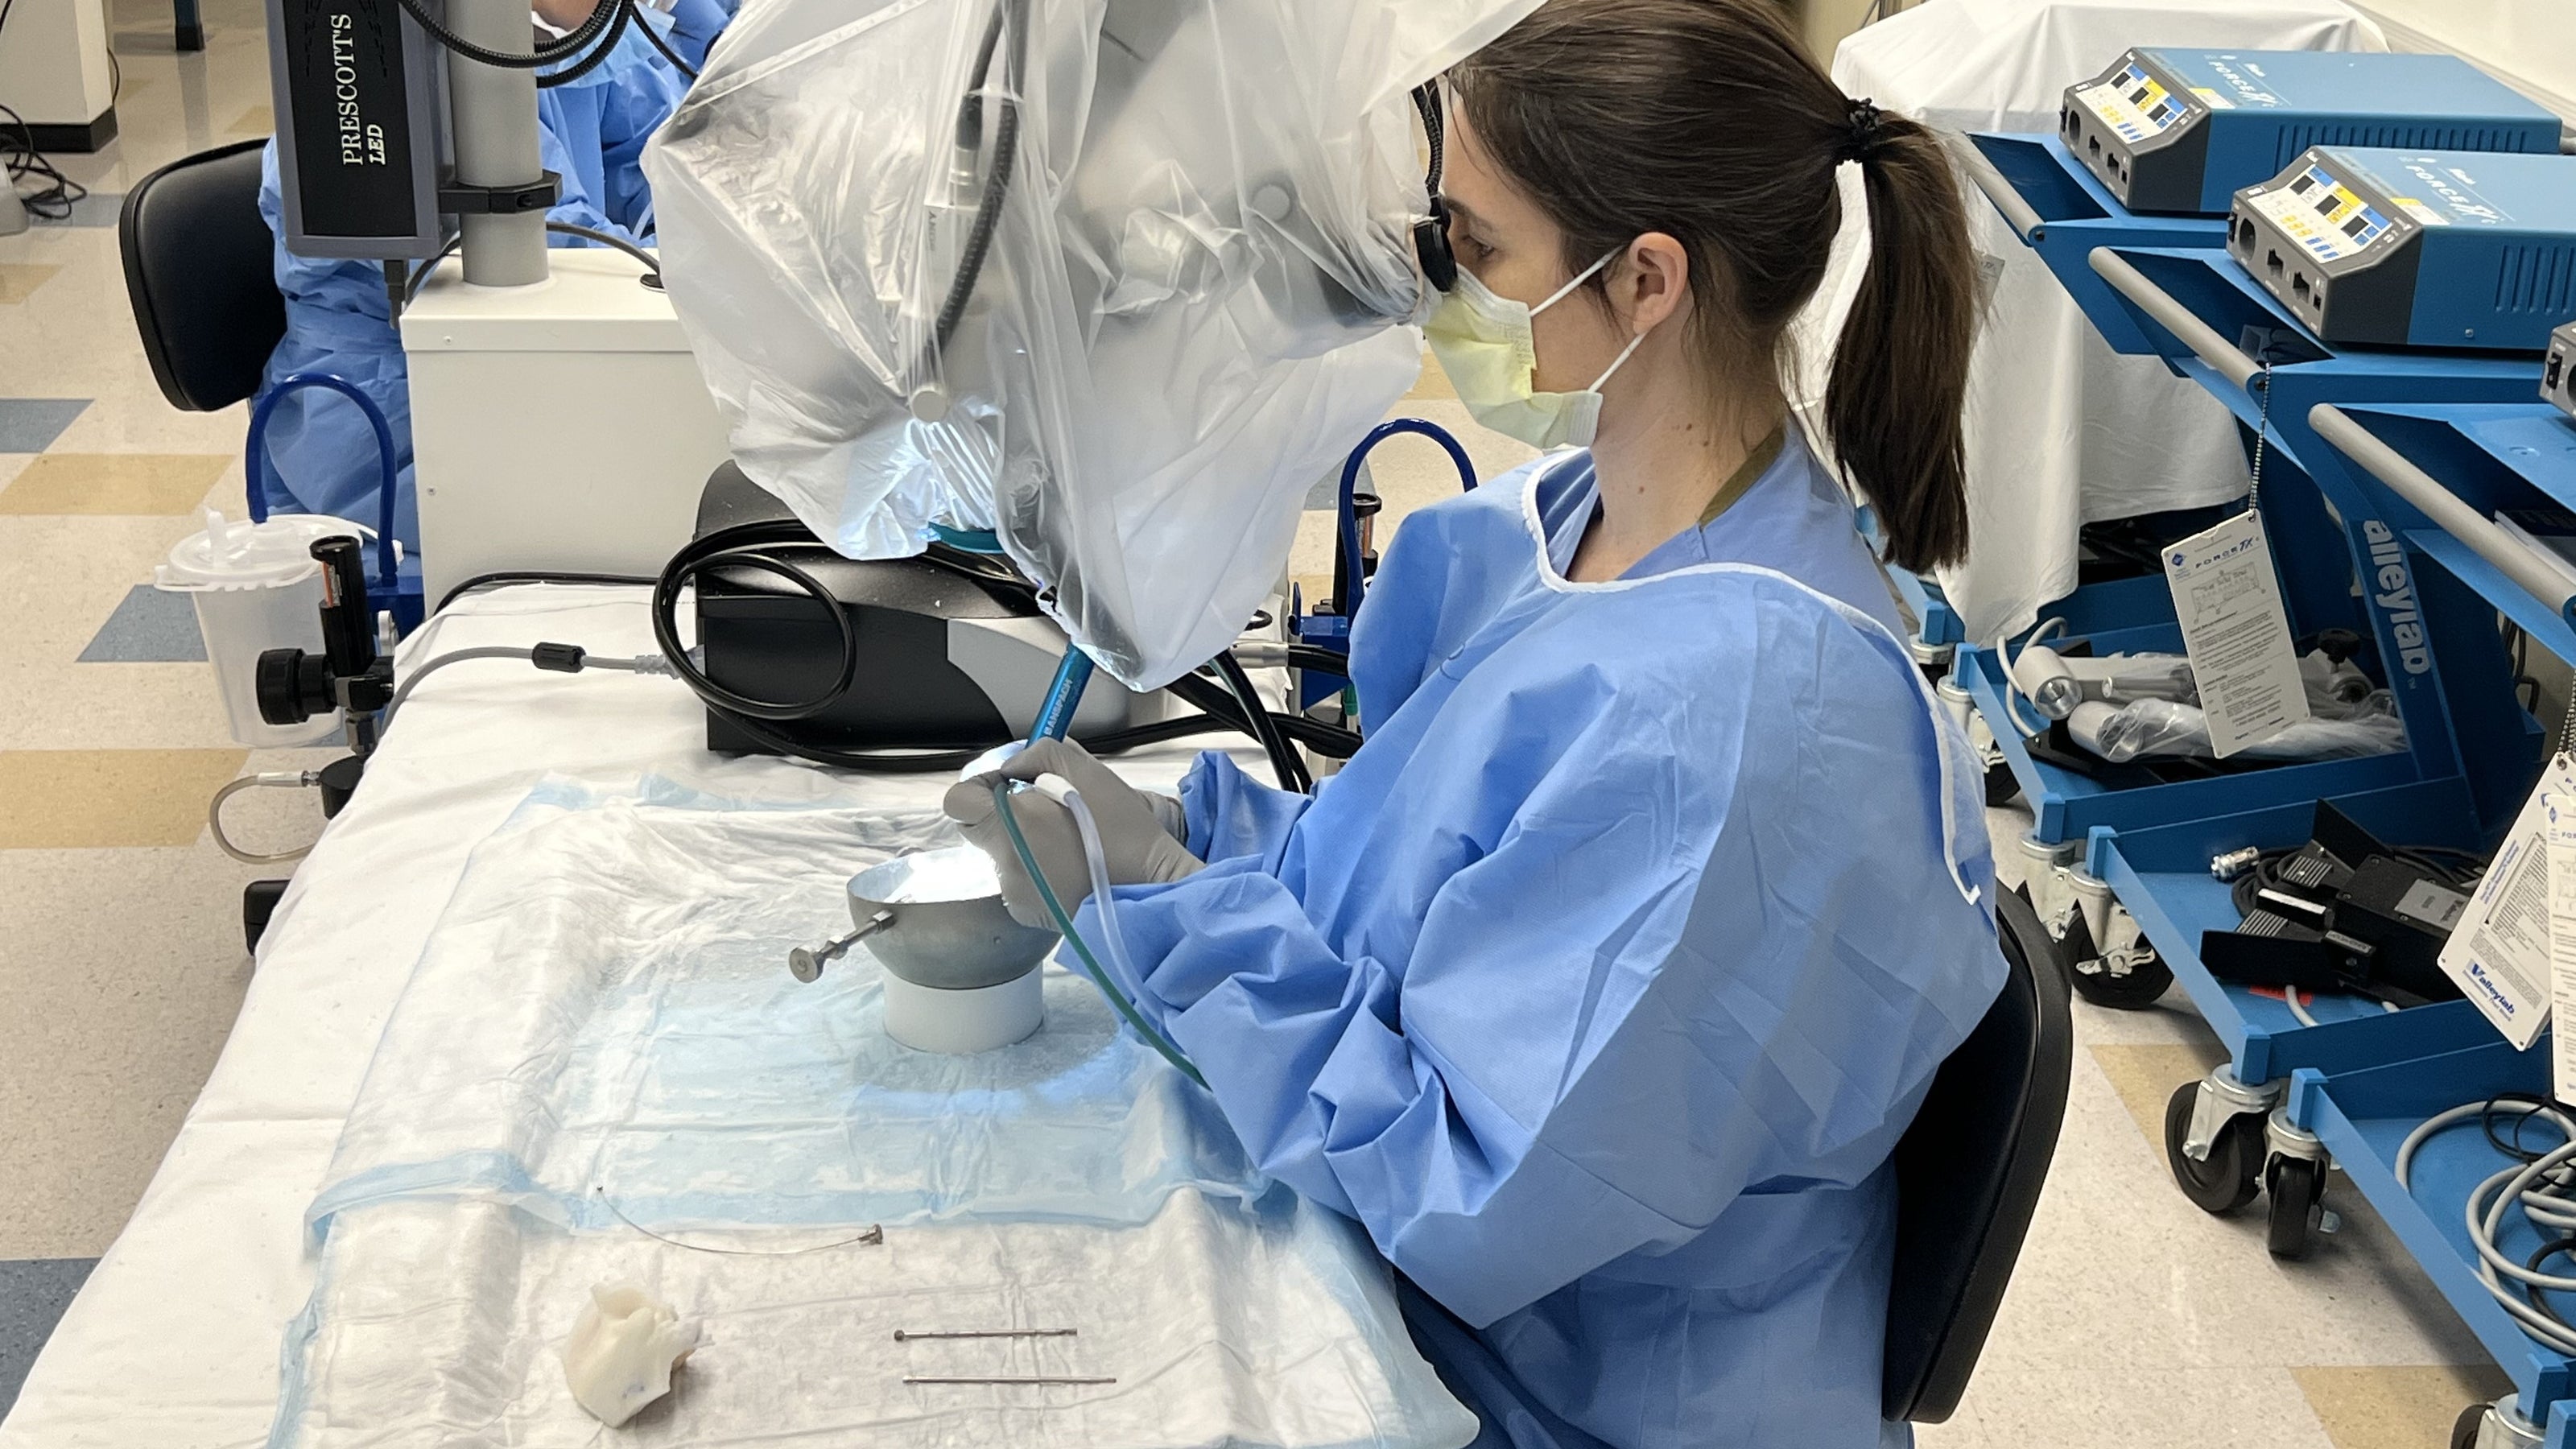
402,248,730,605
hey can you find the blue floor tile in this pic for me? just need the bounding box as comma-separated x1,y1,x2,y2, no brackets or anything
78,584,207,663
29,192,124,229
0,400,92,454
0,1258,97,1417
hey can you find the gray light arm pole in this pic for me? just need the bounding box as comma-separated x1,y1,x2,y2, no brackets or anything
2309,403,2576,625
448,0,548,287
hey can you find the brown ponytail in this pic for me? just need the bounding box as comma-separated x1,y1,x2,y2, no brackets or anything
1448,0,1979,574
1825,114,1976,572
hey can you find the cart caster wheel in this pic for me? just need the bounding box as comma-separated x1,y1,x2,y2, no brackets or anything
2454,1399,2544,1449
1984,760,2021,807
2264,1154,2326,1258
2070,948,2171,1009
2163,1081,2261,1214
2013,894,2088,993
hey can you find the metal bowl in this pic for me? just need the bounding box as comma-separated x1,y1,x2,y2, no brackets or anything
840,845,1059,990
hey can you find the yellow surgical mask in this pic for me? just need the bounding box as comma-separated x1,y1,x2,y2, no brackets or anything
1422,248,1648,450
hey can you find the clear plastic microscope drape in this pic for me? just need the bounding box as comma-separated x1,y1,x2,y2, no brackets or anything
643,0,1539,688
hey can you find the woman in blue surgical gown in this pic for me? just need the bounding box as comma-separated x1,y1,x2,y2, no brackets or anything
249,0,704,561
947,2,2001,1444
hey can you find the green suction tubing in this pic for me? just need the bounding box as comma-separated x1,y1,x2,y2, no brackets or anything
991,782,1205,1086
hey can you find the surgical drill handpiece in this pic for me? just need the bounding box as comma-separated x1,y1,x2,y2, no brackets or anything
788,909,894,983
2008,644,2195,721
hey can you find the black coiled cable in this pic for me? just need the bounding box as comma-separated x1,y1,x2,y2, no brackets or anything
394,0,613,70
649,521,1363,778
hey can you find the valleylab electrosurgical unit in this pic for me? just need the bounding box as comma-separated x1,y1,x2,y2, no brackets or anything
2062,49,2562,216
2228,147,2576,350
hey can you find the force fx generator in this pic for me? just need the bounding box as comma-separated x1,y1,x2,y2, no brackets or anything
2063,50,2560,215
2229,147,2576,351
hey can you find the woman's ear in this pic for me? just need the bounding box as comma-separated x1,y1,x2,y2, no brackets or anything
1618,231,1691,334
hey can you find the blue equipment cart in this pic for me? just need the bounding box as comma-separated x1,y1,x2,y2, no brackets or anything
2288,391,2576,1449
1952,132,2562,1263
2289,1039,2568,1447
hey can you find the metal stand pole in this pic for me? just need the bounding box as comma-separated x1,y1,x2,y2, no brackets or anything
447,0,547,287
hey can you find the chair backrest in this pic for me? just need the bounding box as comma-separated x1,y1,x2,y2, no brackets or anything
119,138,285,414
1882,881,2073,1423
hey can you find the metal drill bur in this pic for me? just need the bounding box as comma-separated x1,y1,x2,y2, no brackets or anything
902,1376,1116,1386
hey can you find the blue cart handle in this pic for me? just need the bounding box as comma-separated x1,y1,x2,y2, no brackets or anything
1957,136,2045,244
2310,402,2576,629
2088,248,2261,390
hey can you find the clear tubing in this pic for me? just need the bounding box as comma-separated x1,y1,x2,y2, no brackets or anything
1055,786,1142,992
990,783,1203,1085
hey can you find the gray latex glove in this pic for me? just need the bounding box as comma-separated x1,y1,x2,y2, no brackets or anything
943,738,1202,929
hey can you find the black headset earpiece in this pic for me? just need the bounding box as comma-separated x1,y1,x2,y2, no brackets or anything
1410,83,1458,293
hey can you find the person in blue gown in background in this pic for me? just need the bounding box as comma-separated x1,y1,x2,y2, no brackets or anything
946,2,2004,1446
249,0,720,561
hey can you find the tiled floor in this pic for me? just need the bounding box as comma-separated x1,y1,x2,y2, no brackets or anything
1,0,341,1397
0,0,2525,1442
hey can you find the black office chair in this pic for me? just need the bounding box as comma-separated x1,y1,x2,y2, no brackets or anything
119,137,298,954
1883,881,2074,1424
118,137,285,414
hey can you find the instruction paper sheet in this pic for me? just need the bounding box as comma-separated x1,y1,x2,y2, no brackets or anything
2161,511,2310,757
2443,754,2576,1051
2550,795,2576,1104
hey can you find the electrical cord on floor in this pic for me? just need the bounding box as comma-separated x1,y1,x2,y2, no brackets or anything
1,100,87,221
210,772,324,865
2399,1096,2576,1353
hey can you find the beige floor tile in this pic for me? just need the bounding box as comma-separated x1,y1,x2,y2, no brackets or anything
2093,1039,2232,1147
0,511,255,749
0,454,236,515
225,103,271,134
0,842,268,1257
0,749,249,848
1925,1364,2337,1448
0,262,63,303
0,661,250,751
2293,1364,2512,1449
1975,1008,2486,1376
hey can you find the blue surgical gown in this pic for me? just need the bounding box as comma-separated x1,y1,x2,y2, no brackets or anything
662,0,735,69
1081,427,2003,1449
250,16,691,555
